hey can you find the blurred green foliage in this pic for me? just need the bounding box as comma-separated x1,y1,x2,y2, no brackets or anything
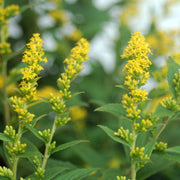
1,0,180,179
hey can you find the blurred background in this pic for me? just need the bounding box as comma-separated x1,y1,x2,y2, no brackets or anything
1,0,180,179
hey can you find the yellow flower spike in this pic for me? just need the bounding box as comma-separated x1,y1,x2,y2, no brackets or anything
121,31,151,60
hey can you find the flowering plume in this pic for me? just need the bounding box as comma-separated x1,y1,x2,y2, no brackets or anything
10,33,47,123
121,31,152,120
50,38,90,126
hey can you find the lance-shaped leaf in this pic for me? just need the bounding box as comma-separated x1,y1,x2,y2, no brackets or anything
43,167,68,180
98,125,130,147
154,103,174,117
24,124,46,143
51,140,89,154
0,133,13,142
53,168,98,180
95,103,126,118
144,139,156,157
3,46,26,62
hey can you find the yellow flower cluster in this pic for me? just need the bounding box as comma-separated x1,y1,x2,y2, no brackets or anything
50,38,89,126
10,34,46,125
154,141,167,151
0,166,13,179
70,106,87,121
20,33,47,102
130,147,149,161
161,96,179,112
6,141,26,157
10,96,35,123
38,129,51,143
147,31,174,55
0,1,19,55
0,42,11,54
121,31,151,120
4,125,17,141
114,126,134,144
49,9,69,25
57,38,89,99
133,119,153,132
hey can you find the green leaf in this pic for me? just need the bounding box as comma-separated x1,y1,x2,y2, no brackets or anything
24,124,46,143
168,111,180,121
43,167,68,180
144,139,156,157
95,103,126,118
165,146,180,154
158,151,180,163
0,133,13,142
98,125,130,147
53,168,98,180
3,46,26,62
52,140,89,154
21,138,43,164
73,144,107,168
154,103,174,117
32,114,47,126
137,153,174,180
167,56,180,98
101,168,122,180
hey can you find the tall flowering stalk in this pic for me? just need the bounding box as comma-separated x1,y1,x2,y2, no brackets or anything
0,0,19,125
33,38,90,179
2,33,47,180
114,31,152,180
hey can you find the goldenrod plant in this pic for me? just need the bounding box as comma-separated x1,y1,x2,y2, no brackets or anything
2,0,180,179
0,0,19,125
96,31,180,179
0,30,92,179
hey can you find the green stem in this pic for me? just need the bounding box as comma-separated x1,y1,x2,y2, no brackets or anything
131,128,136,180
2,59,10,125
153,116,169,140
12,125,22,180
41,117,56,170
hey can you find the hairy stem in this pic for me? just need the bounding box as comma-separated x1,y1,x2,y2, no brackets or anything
2,59,10,125
12,125,22,180
41,117,56,170
131,128,136,180
153,116,169,140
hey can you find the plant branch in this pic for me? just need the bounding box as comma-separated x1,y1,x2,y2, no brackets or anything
41,117,56,170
